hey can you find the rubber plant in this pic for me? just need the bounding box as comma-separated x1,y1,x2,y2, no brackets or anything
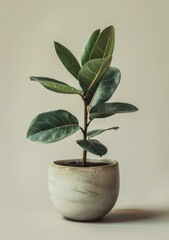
27,25,138,166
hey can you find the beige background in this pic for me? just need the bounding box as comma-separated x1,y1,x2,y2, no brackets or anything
0,0,169,239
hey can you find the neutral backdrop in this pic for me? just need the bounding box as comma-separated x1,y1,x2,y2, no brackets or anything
0,0,169,239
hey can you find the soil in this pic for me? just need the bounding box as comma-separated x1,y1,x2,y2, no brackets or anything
54,161,110,167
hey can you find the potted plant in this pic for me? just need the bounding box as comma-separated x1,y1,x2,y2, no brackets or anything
27,25,138,221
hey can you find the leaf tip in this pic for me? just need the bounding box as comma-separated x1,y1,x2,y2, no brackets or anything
103,25,115,33
134,106,139,111
26,132,30,139
54,41,60,50
30,76,35,81
54,41,61,48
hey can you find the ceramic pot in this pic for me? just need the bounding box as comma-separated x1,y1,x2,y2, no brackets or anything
48,159,119,221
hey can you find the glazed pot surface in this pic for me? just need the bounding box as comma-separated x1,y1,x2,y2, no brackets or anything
48,159,119,221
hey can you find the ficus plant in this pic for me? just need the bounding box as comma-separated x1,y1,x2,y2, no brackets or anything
27,25,138,167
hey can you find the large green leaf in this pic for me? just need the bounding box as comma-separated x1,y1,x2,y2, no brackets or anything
89,25,115,60
27,110,80,143
30,77,82,95
87,127,119,138
90,102,139,120
78,56,112,104
90,67,121,107
76,139,107,157
54,42,81,80
81,29,100,66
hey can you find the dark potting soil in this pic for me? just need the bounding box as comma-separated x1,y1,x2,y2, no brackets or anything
55,161,110,167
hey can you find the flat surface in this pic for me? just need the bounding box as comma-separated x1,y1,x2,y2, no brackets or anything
1,204,169,240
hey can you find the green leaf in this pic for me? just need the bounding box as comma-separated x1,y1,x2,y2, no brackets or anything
90,102,139,120
30,77,82,95
87,127,119,138
81,29,100,66
89,25,115,60
76,139,107,157
90,67,121,107
78,56,112,104
54,42,81,80
27,110,80,143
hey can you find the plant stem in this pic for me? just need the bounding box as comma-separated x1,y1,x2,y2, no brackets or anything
82,101,88,167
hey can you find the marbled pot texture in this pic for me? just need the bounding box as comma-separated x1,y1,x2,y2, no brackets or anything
48,159,119,221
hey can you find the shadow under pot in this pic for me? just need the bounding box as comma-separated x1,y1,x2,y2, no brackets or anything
48,159,119,222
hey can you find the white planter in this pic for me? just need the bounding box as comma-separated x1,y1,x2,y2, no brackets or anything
48,159,119,221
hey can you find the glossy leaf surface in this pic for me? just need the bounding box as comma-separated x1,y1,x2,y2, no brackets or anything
54,42,81,80
79,56,112,104
87,127,119,138
90,102,139,120
90,25,115,59
81,29,100,66
27,110,80,143
30,77,82,94
90,67,121,107
76,139,107,157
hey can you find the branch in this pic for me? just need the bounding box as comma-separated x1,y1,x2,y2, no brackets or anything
80,127,84,134
87,119,92,127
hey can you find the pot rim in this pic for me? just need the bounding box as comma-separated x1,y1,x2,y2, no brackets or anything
50,158,118,169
